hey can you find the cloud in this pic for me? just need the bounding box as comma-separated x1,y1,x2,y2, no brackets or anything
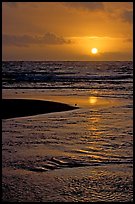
82,50,133,61
2,33,72,47
3,2,39,8
3,2,18,7
42,32,72,44
62,2,104,11
99,51,133,60
121,10,133,23
123,38,133,43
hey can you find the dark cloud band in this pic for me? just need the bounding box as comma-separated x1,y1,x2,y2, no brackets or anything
121,10,133,23
62,2,104,11
2,33,72,47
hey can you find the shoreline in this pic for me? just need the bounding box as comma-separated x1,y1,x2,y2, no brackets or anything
2,99,78,119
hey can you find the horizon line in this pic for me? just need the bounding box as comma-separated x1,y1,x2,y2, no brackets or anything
2,60,133,62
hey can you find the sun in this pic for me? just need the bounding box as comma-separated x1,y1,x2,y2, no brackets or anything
91,48,98,54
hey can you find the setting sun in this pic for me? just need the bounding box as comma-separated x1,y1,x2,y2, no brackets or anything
91,48,98,54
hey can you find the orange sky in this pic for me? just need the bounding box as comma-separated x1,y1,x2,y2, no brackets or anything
2,2,133,61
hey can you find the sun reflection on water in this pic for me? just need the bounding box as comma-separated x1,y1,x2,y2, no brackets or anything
89,96,97,104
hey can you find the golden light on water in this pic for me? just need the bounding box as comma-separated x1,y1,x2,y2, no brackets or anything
89,96,97,104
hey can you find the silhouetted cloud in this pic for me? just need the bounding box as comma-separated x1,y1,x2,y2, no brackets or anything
100,51,133,60
121,10,133,23
3,2,18,7
3,2,38,8
81,51,132,61
62,2,104,11
123,38,133,43
3,33,72,47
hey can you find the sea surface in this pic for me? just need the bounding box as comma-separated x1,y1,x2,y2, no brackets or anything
2,61,133,202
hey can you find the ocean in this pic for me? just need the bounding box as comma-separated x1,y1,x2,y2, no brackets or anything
2,61,133,202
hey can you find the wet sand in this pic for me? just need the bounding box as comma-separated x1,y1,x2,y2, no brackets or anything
2,99,78,119
2,163,133,202
2,90,133,202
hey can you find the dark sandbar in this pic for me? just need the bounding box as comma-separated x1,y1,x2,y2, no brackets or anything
2,99,78,119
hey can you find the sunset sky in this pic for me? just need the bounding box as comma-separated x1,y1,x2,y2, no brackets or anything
2,2,133,61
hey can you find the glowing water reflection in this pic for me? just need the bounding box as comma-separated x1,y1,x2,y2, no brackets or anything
89,96,97,105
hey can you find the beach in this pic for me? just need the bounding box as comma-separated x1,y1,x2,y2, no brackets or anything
3,162,132,202
2,88,133,202
2,0,133,201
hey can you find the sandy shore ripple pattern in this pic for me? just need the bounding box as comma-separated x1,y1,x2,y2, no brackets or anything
11,156,132,173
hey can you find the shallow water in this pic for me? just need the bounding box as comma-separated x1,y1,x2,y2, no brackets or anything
2,61,133,202
2,89,133,202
